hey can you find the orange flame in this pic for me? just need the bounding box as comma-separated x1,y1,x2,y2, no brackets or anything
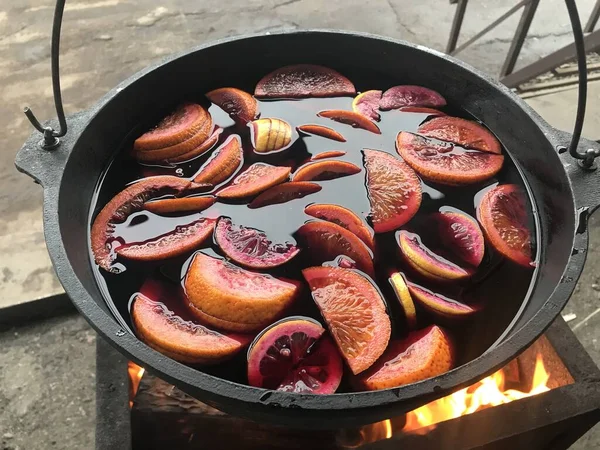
128,362,145,408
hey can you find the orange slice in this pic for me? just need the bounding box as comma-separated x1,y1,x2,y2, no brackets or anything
293,160,361,182
144,196,216,215
193,135,243,185
206,87,258,123
318,110,381,134
216,163,291,199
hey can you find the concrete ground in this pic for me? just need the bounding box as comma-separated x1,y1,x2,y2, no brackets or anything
0,0,599,449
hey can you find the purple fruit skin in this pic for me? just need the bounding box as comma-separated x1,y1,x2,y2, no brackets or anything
380,85,446,110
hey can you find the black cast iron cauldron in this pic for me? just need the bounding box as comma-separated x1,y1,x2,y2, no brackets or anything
14,0,600,429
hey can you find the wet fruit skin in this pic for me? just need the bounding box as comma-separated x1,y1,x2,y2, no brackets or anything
304,203,375,250
251,118,293,153
317,110,381,134
216,163,291,199
133,103,211,151
399,106,446,116
477,184,533,267
255,64,356,99
184,252,300,332
396,132,504,186
356,325,454,390
310,150,347,161
193,135,243,185
363,149,422,233
302,266,391,375
132,288,250,364
167,128,222,164
247,318,343,394
352,90,382,120
297,124,346,142
389,272,417,330
406,281,478,320
144,196,216,215
433,210,485,267
248,182,322,209
214,217,300,269
418,116,502,155
206,87,258,124
397,230,472,281
379,85,446,111
91,176,204,271
297,221,375,277
293,160,361,182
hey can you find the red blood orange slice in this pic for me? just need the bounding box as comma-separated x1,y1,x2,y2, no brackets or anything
389,272,417,330
248,182,322,209
293,160,361,182
477,184,533,267
167,127,222,164
302,266,391,374
356,325,454,390
91,176,202,271
255,64,356,99
250,118,293,154
363,149,422,233
318,110,381,134
297,124,346,142
144,196,216,215
379,85,446,111
247,317,343,394
184,252,300,332
214,217,300,269
432,210,485,267
206,87,258,124
304,203,375,250
132,280,250,364
193,135,243,185
397,230,472,281
310,150,347,161
418,116,501,154
216,163,291,199
406,281,478,319
352,90,382,120
116,218,216,262
396,132,504,186
399,106,446,116
133,103,210,151
297,221,375,277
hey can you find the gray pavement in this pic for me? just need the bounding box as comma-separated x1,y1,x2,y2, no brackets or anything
1,0,599,449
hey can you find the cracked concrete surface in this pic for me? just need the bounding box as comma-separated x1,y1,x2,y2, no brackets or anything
1,0,599,448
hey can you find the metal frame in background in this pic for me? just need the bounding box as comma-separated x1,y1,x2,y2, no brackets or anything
447,0,600,88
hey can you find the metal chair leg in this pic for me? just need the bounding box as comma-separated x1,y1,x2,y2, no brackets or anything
500,0,540,78
584,0,600,32
446,0,469,54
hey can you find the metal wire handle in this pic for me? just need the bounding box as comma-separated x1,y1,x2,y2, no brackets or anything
23,0,598,167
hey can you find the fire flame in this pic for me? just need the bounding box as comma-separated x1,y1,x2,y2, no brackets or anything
128,362,145,408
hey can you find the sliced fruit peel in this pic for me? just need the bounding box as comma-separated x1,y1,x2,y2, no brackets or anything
184,252,300,332
317,110,381,134
310,150,347,161
379,85,446,111
433,210,485,268
389,272,417,329
193,134,243,185
206,87,258,124
293,160,361,182
248,182,322,209
399,106,446,116
407,281,478,319
417,116,502,155
302,266,391,375
297,124,346,142
250,118,293,154
352,90,382,120
144,196,216,215
167,127,223,164
216,163,291,199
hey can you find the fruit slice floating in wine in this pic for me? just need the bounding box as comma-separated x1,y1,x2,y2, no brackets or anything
214,217,300,269
399,106,446,116
248,182,322,209
310,150,347,161
116,218,216,262
217,163,291,199
255,64,356,99
302,266,391,375
91,176,204,271
293,160,361,182
134,103,211,151
397,230,472,281
356,325,454,390
184,252,300,332
206,87,258,124
396,132,504,186
432,210,485,267
193,135,244,185
352,90,382,120
297,221,375,277
363,149,422,233
144,196,216,215
418,116,502,154
406,281,478,320
167,127,223,164
250,118,293,154
379,85,446,110
389,272,417,329
247,317,343,394
477,184,533,267
317,110,381,134
297,124,346,142
304,203,375,250
132,279,250,364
